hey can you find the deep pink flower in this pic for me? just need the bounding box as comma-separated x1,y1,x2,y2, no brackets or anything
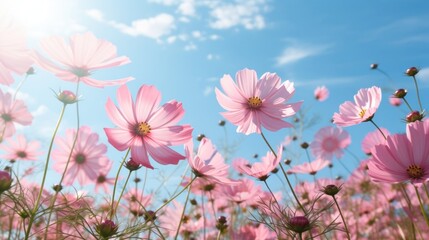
33,32,133,88
0,89,32,141
0,134,42,161
236,146,282,180
361,128,390,155
104,84,193,169
0,18,34,86
52,126,111,186
333,86,382,127
215,68,302,135
314,86,329,101
368,119,429,185
185,137,237,184
310,126,351,161
288,158,331,175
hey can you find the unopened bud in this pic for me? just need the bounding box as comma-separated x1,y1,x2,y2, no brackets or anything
0,170,12,194
393,89,407,98
370,63,378,69
95,219,118,239
56,90,78,105
406,111,424,123
288,216,311,233
405,67,419,76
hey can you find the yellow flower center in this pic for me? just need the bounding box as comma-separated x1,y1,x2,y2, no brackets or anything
136,122,151,136
406,164,424,179
248,97,262,109
359,108,366,118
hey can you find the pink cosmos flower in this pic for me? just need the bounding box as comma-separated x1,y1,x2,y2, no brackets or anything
104,84,193,169
333,86,382,127
215,68,302,135
123,188,152,217
0,17,34,86
314,86,329,101
0,89,32,141
220,178,263,207
0,134,42,161
94,161,116,193
185,137,237,184
310,126,351,161
52,126,111,186
236,146,282,180
361,128,390,155
368,119,429,185
288,158,331,175
33,32,133,88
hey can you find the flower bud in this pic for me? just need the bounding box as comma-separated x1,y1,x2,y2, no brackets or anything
300,142,309,149
218,120,226,126
321,184,341,196
197,134,205,141
95,219,118,239
56,90,78,105
288,216,310,233
393,89,407,98
52,184,63,192
0,170,12,194
370,63,378,69
405,67,419,76
144,210,157,222
216,216,228,232
406,111,424,123
26,67,35,75
125,158,141,171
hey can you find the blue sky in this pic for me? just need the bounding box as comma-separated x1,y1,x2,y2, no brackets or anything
3,0,429,195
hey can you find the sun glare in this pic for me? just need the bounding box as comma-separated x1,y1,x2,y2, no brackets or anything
2,0,71,35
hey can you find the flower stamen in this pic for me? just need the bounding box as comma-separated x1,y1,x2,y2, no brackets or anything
248,96,262,109
407,164,424,179
136,122,151,136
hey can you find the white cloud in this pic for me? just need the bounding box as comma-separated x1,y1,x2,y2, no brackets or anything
276,45,329,66
209,0,267,30
418,67,429,82
184,42,197,51
192,30,202,39
148,0,178,6
86,9,104,22
31,105,49,117
207,54,220,60
108,14,175,40
209,34,220,40
178,0,196,16
203,86,213,96
167,35,177,44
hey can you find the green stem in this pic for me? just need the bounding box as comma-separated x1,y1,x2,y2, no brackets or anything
333,196,351,240
263,180,281,208
174,180,193,240
113,170,133,216
109,148,131,219
412,76,423,113
414,185,429,228
24,103,67,240
369,119,386,140
155,177,196,214
260,131,306,214
402,97,414,113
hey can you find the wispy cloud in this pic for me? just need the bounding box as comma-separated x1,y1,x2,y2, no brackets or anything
276,44,329,66
418,67,429,82
203,86,213,96
184,42,197,51
86,9,175,41
293,75,369,87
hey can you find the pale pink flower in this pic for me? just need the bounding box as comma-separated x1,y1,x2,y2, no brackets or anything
185,137,237,184
215,68,302,135
52,126,111,186
314,86,329,101
123,188,152,216
389,97,402,106
233,224,276,240
236,146,282,180
0,17,34,86
33,32,133,88
220,178,263,207
0,134,42,161
158,201,204,237
104,84,193,169
310,126,351,160
368,119,429,185
94,161,116,193
288,158,331,175
361,128,390,155
0,89,32,140
333,86,382,127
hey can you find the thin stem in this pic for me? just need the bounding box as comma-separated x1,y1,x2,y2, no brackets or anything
369,119,386,140
155,176,196,214
424,183,429,200
402,97,414,113
414,185,429,228
24,104,67,240
412,76,423,113
109,148,131,219
345,148,361,165
260,131,306,214
113,170,133,215
332,195,351,240
263,180,281,208
174,178,193,240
